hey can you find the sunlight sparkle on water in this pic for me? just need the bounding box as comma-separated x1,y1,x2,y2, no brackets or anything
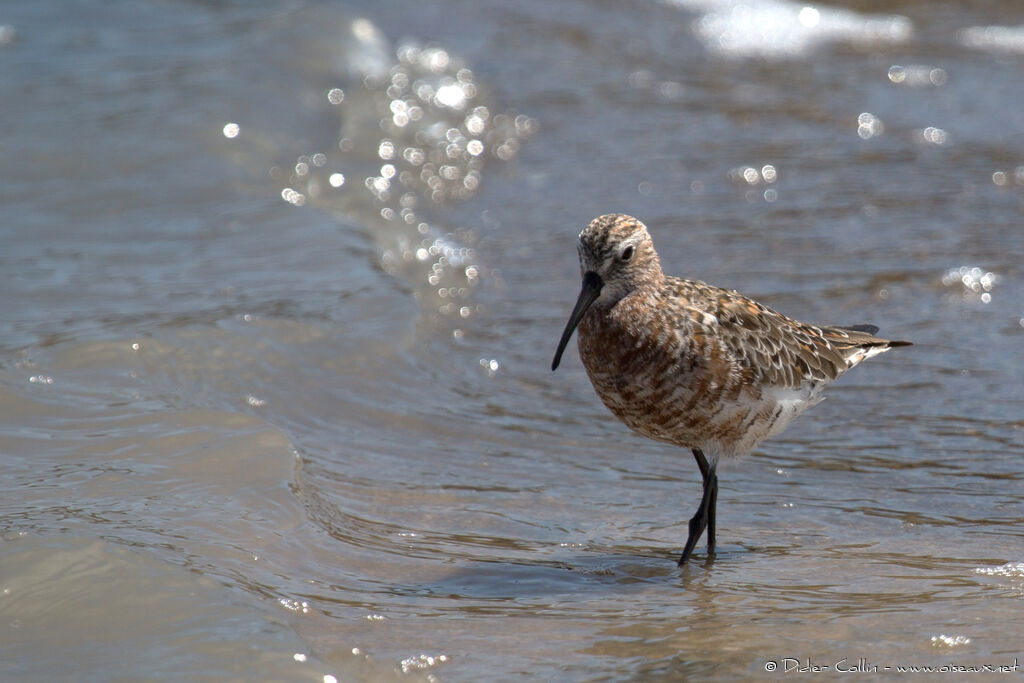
281,188,306,206
728,164,778,185
888,64,947,87
942,266,997,302
265,29,533,330
400,653,449,674
975,562,1024,577
435,82,469,109
915,126,948,145
931,635,971,647
679,0,912,59
857,112,884,139
279,598,310,613
797,6,819,28
959,25,1024,54
991,166,1024,187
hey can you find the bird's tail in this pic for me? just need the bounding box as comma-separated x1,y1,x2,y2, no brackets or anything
824,324,912,368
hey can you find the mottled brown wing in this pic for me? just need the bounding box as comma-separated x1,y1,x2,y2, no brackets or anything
671,278,855,389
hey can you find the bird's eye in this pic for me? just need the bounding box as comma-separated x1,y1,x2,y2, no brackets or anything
620,245,635,262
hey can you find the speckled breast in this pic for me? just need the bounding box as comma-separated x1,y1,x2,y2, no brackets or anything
576,303,710,449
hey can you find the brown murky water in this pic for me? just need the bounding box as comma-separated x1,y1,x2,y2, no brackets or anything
2,1,1023,680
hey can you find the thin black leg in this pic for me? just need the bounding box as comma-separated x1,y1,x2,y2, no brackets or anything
679,448,718,565
692,447,710,480
694,448,717,554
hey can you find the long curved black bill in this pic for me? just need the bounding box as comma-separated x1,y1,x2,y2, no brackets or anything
551,271,603,371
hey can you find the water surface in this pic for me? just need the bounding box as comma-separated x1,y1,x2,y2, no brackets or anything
2,1,1023,680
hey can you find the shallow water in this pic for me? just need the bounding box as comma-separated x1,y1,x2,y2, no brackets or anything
2,1,1023,680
